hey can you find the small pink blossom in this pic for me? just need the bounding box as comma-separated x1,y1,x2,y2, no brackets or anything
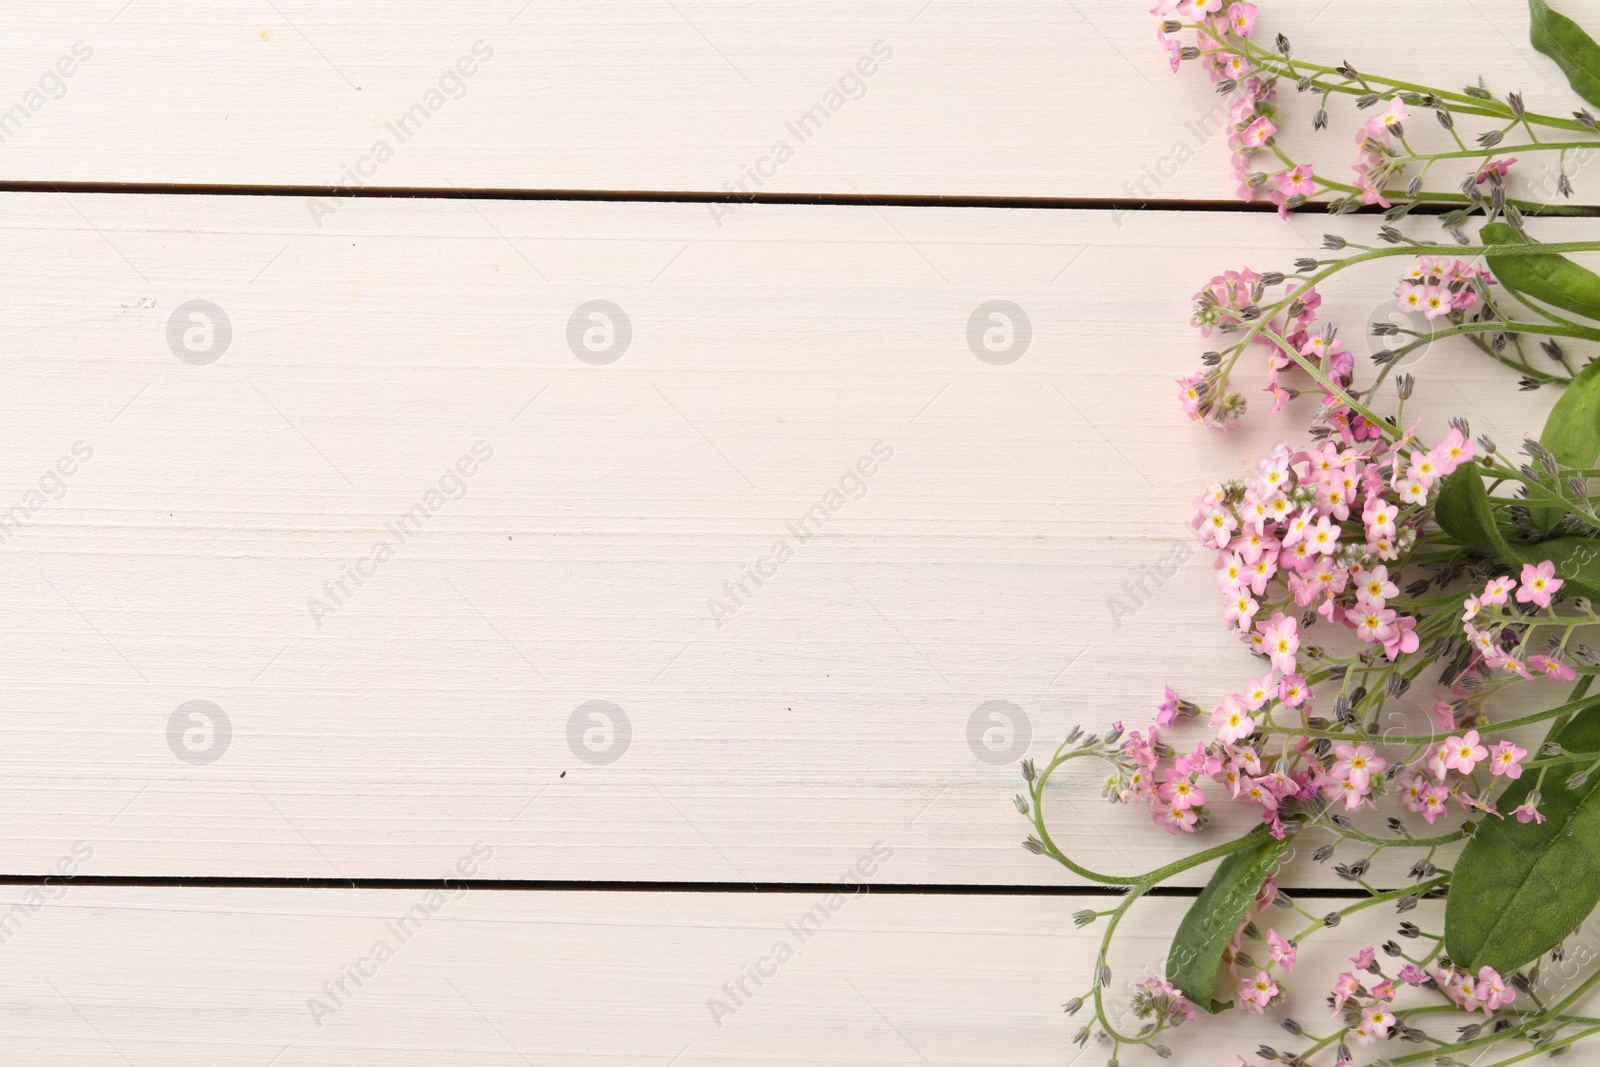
1481,575,1517,605
1443,729,1488,775
1241,116,1276,149
1355,605,1397,644
1210,696,1256,745
1238,970,1278,1013
1226,2,1258,37
1266,929,1296,970
1488,740,1527,779
1331,744,1386,791
1474,966,1516,1013
1258,612,1300,673
1200,505,1239,548
1275,163,1315,198
1278,674,1311,707
1306,515,1341,555
1242,671,1277,710
1330,971,1362,1014
1365,98,1409,135
1357,1004,1395,1043
1475,157,1517,183
1152,802,1199,834
1420,785,1451,824
1432,428,1474,473
1531,654,1578,682
1224,589,1260,629
1397,963,1431,985
1157,770,1206,810
1156,686,1181,727
1365,500,1398,540
1516,560,1563,608
1353,564,1398,607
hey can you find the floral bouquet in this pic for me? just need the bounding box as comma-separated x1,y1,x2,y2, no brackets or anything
1028,3,1600,1065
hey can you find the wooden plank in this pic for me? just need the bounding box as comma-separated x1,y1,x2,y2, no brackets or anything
0,192,1570,883
0,1,1573,200
0,885,1534,1064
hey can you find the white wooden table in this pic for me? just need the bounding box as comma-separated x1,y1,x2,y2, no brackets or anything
0,2,1572,1062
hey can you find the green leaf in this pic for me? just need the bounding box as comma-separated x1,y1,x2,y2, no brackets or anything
1544,356,1600,469
1480,221,1600,323
1434,463,1512,558
1530,0,1600,111
1165,827,1288,1013
1446,698,1600,972
1435,464,1600,599
1536,356,1600,530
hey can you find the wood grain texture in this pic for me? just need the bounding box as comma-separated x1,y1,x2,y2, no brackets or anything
0,1,1576,200
0,885,1547,1064
0,192,1574,884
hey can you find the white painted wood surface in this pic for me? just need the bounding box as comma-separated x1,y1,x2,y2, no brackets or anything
0,194,1568,885
0,885,1531,1065
0,1,1572,200
5,4,1597,1061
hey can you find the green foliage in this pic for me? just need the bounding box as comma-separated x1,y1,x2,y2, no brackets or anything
1165,827,1288,1013
1530,0,1600,110
1446,698,1600,971
1481,222,1600,323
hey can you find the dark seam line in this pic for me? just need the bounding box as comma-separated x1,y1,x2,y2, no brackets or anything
0,179,1450,214
0,875,1377,896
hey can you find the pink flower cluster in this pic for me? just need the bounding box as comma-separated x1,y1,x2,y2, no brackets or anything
1152,2,1316,217
1395,728,1529,826
1193,435,1471,649
1181,269,1359,428
1130,975,1197,1025
1395,255,1494,321
1461,562,1572,681
1179,266,1390,433
1351,98,1408,207
1437,962,1518,1015
1151,1,1258,81
1116,431,1512,836
1327,946,1442,1044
